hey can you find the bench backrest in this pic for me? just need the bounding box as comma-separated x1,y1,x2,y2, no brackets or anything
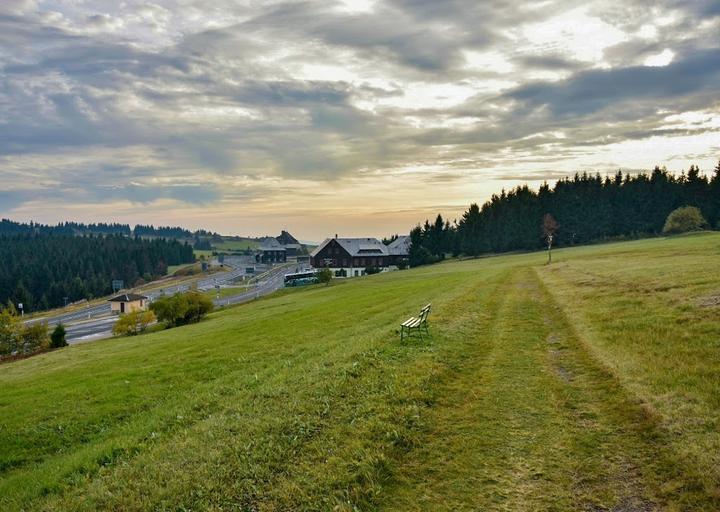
419,304,431,322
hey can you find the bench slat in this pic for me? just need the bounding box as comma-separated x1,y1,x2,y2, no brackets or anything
402,317,420,327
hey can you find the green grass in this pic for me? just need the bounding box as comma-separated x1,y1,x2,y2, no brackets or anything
1,233,720,510
213,238,260,251
193,249,213,260
202,285,251,300
165,262,196,275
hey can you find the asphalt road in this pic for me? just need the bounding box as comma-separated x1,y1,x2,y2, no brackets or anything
59,263,292,344
28,264,253,328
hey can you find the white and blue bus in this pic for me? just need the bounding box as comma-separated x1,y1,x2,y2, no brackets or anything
284,270,319,287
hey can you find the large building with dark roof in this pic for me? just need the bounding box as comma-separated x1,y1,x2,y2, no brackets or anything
386,235,411,267
310,235,410,277
256,237,287,263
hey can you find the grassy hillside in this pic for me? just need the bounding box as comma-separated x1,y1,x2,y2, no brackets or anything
1,234,719,510
214,238,261,251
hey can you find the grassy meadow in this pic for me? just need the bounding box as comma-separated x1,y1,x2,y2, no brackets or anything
213,238,261,252
1,233,719,511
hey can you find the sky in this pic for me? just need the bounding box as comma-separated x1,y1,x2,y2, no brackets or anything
1,0,719,241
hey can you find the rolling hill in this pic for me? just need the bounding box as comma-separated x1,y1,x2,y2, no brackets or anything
1,233,719,510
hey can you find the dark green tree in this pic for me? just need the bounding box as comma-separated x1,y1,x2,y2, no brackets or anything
50,323,68,348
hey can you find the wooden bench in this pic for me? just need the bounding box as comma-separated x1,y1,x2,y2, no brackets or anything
400,303,431,342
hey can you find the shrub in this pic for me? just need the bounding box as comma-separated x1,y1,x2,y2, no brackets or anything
0,306,50,356
663,206,708,234
20,322,50,354
50,323,68,348
113,310,157,336
316,268,333,286
0,305,20,356
364,267,381,275
150,292,213,327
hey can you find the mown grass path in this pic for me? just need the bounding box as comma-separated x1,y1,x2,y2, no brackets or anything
384,267,718,511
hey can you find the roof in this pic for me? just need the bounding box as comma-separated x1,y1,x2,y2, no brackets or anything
310,237,388,258
109,293,148,302
259,237,286,251
276,230,300,245
387,235,411,256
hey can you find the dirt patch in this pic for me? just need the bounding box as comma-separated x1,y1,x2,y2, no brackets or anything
586,497,656,512
549,348,574,382
697,293,720,308
547,333,560,344
555,364,574,383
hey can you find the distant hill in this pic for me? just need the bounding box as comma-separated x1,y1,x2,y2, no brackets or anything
0,233,193,312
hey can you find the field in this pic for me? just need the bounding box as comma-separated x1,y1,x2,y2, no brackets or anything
1,233,719,511
213,238,261,251
202,285,251,300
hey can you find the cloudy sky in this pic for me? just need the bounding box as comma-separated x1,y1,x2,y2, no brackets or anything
1,0,719,240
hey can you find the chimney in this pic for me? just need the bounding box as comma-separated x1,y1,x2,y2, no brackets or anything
335,234,338,239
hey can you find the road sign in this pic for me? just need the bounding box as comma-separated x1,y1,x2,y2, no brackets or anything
112,280,124,293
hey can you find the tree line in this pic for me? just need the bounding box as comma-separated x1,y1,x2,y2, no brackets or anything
0,219,218,240
0,219,132,236
409,163,720,266
133,224,193,238
0,234,194,312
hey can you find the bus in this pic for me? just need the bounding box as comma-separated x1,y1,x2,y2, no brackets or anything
284,270,318,287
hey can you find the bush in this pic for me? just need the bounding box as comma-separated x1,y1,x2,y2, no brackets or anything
364,267,381,275
150,292,213,327
663,206,708,234
20,322,50,354
0,305,20,356
50,323,68,348
112,310,157,336
0,305,50,356
316,268,333,286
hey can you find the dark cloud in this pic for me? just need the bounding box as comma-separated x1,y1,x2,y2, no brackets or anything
507,48,720,118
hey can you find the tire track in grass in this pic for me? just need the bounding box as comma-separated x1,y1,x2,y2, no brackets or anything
535,268,720,511
382,267,707,511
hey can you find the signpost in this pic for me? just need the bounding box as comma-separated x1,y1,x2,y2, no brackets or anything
112,280,124,293
18,303,23,317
